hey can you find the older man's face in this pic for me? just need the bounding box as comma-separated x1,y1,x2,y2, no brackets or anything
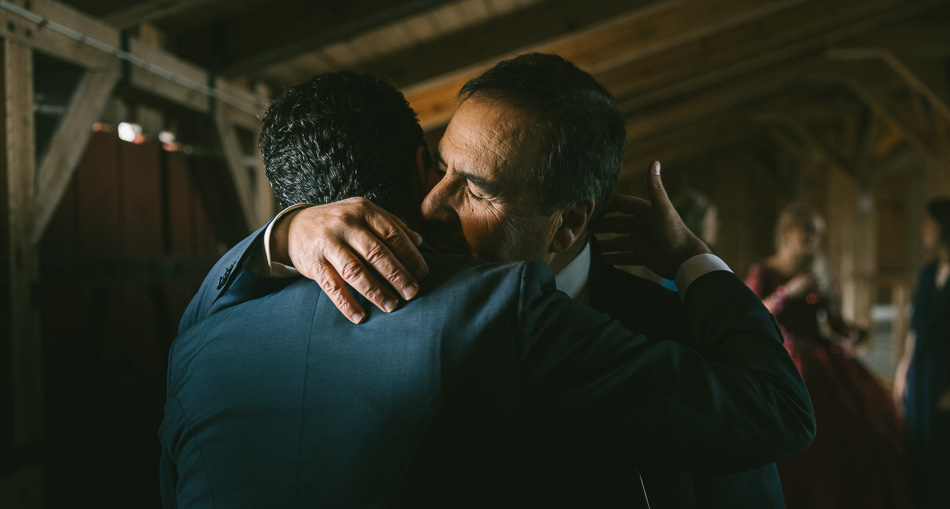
420,96,561,262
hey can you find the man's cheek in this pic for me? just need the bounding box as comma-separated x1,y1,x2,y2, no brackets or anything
461,217,502,259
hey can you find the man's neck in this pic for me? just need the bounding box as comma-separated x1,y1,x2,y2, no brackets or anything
551,236,592,302
548,235,588,274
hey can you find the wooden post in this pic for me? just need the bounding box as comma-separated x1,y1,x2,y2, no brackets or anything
0,36,42,447
826,165,860,323
0,36,44,504
213,106,256,229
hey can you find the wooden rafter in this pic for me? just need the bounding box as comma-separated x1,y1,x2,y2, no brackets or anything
611,0,942,112
828,46,950,122
842,77,933,158
174,0,458,76
399,0,941,132
0,0,266,126
623,58,824,143
405,0,812,130
345,0,650,89
883,52,950,122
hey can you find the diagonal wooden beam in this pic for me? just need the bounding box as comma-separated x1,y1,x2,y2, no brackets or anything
843,77,933,156
214,105,256,229
882,52,950,122
827,47,950,122
758,114,855,177
32,68,120,244
0,0,265,122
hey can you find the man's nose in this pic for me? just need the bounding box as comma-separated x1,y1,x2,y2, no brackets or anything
421,177,458,222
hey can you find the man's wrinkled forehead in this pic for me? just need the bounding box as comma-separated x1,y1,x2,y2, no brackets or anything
442,96,543,185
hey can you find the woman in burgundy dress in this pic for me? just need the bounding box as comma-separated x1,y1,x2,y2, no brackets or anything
745,203,910,509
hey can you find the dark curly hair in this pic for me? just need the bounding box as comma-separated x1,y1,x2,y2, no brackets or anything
259,71,425,217
459,53,625,227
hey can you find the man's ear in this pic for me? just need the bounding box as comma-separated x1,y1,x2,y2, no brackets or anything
551,199,596,253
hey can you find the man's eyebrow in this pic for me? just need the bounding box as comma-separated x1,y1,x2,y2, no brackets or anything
434,150,446,168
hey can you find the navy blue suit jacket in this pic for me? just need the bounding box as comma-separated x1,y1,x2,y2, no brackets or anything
160,225,813,507
553,243,786,508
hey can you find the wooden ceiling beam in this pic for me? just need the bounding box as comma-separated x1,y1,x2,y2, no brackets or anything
104,0,226,29
621,58,823,143
883,53,950,122
842,76,934,158
824,7,950,57
406,0,807,130
625,115,759,169
828,47,950,123
407,0,940,132
0,0,265,127
609,0,942,113
175,0,458,77
315,0,647,89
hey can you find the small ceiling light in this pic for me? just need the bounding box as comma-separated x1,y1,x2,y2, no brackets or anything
158,130,176,144
117,122,142,143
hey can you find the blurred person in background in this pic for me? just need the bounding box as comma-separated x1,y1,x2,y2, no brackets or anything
745,202,910,509
894,196,950,509
674,191,719,249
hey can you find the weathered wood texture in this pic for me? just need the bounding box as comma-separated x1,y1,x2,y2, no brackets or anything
33,69,119,243
1,37,42,451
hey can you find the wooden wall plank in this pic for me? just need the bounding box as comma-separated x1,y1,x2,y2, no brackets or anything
118,140,163,254
165,149,195,254
38,168,79,253
75,131,122,253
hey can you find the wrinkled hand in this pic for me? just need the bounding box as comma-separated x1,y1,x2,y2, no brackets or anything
272,198,429,324
593,161,711,280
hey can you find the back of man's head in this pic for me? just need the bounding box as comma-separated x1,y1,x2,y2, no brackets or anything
259,71,425,217
459,53,625,226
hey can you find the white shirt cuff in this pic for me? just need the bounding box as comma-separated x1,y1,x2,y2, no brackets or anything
674,253,732,300
251,203,312,278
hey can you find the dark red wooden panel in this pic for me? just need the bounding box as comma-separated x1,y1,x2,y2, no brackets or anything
38,174,80,252
75,131,122,253
118,140,163,255
165,149,194,254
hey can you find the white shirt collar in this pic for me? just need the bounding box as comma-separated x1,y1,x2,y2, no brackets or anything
554,240,591,300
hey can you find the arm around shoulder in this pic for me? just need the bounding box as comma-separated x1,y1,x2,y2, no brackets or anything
515,263,815,473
